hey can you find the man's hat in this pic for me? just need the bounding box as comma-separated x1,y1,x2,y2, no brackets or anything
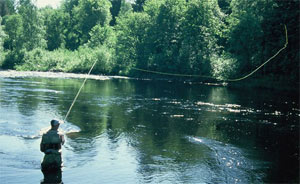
50,119,60,126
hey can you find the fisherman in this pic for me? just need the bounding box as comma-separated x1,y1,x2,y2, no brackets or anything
40,119,65,172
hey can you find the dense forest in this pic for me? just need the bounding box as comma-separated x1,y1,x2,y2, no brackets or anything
0,0,299,83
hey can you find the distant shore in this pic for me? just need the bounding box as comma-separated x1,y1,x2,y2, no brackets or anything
0,70,130,80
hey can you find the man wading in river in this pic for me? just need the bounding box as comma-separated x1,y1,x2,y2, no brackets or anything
40,120,65,171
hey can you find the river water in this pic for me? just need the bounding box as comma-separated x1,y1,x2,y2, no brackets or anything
0,74,299,183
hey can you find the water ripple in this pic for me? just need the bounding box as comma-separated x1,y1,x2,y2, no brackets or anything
187,136,268,184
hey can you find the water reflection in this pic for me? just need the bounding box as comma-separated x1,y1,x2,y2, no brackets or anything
0,77,298,183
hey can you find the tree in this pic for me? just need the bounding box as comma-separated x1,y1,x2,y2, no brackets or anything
217,0,231,14
179,0,225,76
61,0,80,50
72,0,112,45
41,7,67,50
108,0,121,26
86,25,116,48
2,14,23,50
18,0,46,50
118,0,132,17
115,11,151,74
0,17,7,66
260,0,299,81
143,0,164,17
2,14,25,69
218,0,300,82
0,0,15,17
150,0,187,73
133,0,146,12
227,14,263,74
62,0,79,14
115,0,226,77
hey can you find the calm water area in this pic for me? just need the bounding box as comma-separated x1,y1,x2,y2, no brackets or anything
0,74,299,183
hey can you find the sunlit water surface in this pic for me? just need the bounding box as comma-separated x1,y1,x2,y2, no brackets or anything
0,76,299,183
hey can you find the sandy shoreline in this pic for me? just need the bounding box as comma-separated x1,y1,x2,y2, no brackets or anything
0,70,130,80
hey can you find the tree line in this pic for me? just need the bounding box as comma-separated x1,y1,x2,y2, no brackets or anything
0,0,299,82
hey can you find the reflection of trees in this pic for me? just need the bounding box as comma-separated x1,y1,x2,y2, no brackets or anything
100,80,221,182
198,86,262,150
62,79,137,154
208,87,231,104
9,79,42,116
16,88,39,116
206,86,299,182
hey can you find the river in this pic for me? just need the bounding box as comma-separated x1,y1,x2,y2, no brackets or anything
0,72,299,183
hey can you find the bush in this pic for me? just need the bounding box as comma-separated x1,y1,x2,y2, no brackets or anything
0,51,6,67
210,52,238,80
2,49,25,69
15,46,116,75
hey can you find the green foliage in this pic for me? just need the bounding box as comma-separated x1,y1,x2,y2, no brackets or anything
62,0,79,13
211,52,237,79
218,0,231,14
109,0,121,26
118,0,132,17
260,0,299,81
61,0,80,50
223,0,299,82
116,0,226,77
3,14,23,50
0,17,6,45
133,0,146,12
0,0,15,17
40,7,68,50
1,14,25,68
108,0,132,27
115,11,151,75
225,0,268,74
0,17,7,66
86,25,116,49
72,0,112,45
2,49,25,69
16,46,115,74
149,0,187,72
76,46,115,74
18,0,46,50
180,0,224,75
60,0,112,50
0,0,297,84
143,0,164,18
227,14,263,73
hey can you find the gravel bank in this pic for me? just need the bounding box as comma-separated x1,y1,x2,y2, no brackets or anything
0,70,130,80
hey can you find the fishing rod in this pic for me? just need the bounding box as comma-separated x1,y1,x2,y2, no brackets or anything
63,60,98,122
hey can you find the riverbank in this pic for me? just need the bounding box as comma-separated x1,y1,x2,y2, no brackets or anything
0,70,129,80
